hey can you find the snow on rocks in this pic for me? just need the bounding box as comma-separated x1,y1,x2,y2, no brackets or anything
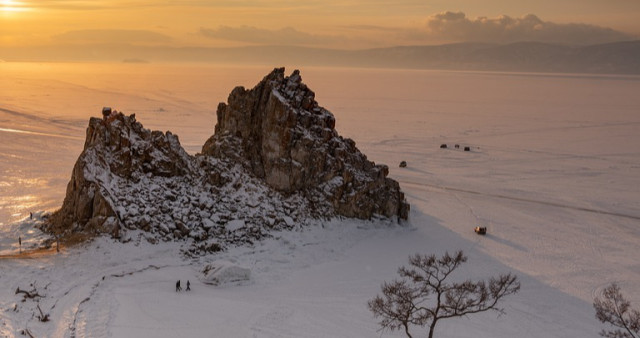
43,68,409,255
226,219,246,232
203,68,409,220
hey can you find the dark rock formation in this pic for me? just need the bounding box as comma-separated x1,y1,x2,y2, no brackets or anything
49,113,195,238
48,112,315,253
46,68,409,253
203,68,409,219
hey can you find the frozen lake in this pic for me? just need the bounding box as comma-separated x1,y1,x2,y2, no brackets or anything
1,63,639,337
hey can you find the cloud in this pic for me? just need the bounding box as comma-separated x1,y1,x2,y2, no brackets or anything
424,11,635,45
199,26,345,46
17,0,110,10
342,24,406,33
53,29,172,45
21,0,315,11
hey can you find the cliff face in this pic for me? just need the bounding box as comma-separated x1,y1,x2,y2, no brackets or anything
203,68,409,219
48,68,409,253
50,114,195,238
203,69,335,191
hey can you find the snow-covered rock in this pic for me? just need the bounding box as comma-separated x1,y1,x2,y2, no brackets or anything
203,68,410,220
200,260,251,286
43,68,409,254
226,219,245,232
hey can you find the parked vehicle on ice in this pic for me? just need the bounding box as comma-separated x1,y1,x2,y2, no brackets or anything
474,226,487,235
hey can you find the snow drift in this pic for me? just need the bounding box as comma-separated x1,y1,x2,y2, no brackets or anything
200,260,251,286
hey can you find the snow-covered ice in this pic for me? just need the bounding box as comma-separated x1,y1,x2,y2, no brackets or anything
1,63,639,337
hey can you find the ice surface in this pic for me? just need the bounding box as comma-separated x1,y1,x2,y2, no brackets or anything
1,63,639,337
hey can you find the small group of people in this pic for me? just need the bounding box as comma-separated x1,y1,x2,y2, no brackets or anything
176,279,191,292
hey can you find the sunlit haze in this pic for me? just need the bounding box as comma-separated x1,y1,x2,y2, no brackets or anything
1,2,640,338
1,0,639,53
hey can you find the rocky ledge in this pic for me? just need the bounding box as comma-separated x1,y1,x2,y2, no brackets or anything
45,68,409,254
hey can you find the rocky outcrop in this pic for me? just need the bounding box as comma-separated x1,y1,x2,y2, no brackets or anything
203,68,409,219
47,68,409,254
49,113,195,238
48,112,319,254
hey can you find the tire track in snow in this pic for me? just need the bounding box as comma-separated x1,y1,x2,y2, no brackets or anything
69,264,174,338
0,127,84,140
469,140,640,167
471,121,640,140
0,107,83,130
402,180,640,221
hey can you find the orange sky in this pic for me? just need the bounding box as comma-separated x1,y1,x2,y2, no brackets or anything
1,0,639,49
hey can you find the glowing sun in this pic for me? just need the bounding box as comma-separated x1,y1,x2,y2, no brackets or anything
1,0,23,12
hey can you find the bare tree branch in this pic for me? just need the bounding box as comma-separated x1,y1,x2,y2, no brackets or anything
37,304,50,322
594,283,640,338
22,328,35,338
368,251,520,338
15,287,44,300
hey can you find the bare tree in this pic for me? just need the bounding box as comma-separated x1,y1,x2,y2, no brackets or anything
368,251,520,338
594,283,640,338
36,304,50,322
15,287,44,301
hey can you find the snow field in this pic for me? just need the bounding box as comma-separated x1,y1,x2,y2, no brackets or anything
1,64,639,337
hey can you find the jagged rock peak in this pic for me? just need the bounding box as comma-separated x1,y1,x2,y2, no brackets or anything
46,68,409,254
203,67,409,220
83,112,192,178
48,112,196,238
47,111,323,254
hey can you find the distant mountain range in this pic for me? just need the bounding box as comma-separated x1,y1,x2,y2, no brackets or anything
3,40,640,75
